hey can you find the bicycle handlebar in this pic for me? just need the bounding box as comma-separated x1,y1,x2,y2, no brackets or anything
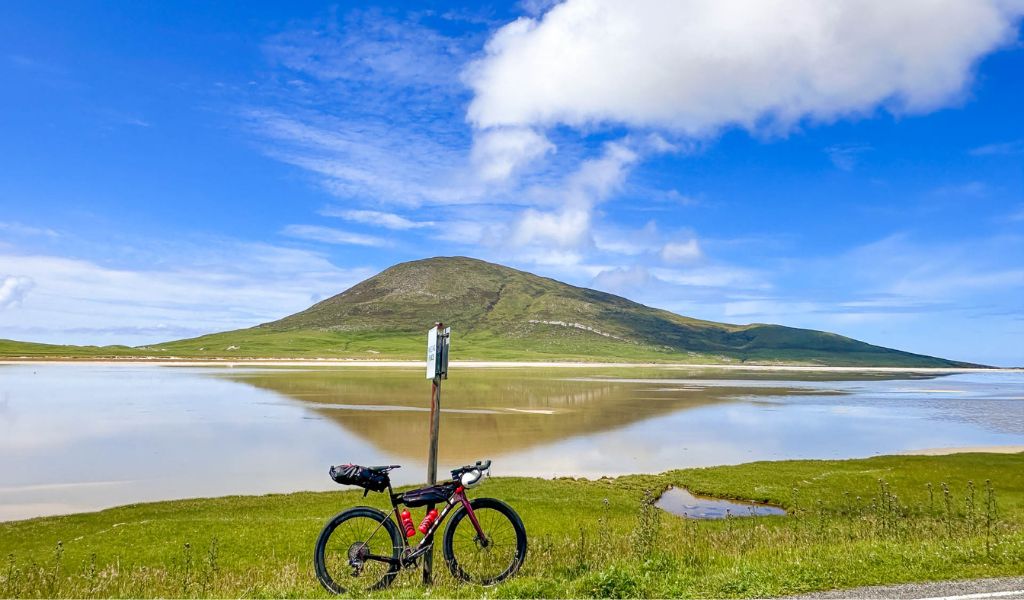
451,459,491,479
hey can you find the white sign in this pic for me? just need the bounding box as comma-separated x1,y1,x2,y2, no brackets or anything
426,326,450,379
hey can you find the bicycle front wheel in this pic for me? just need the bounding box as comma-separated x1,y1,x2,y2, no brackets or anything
442,497,527,585
314,506,403,594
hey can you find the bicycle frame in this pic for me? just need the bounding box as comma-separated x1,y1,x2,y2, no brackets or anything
359,482,488,568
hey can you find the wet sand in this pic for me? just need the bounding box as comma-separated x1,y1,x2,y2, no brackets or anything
0,358,1018,373
900,445,1024,456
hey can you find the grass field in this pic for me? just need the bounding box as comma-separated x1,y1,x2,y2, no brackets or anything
0,329,972,367
2,453,1022,598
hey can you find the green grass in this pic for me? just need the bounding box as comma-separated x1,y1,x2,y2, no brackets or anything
0,327,973,366
3,454,1022,598
0,339,145,359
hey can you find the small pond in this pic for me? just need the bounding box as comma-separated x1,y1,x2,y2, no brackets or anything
655,486,787,519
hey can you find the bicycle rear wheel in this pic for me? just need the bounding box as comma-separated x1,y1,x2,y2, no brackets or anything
314,506,403,594
442,497,527,585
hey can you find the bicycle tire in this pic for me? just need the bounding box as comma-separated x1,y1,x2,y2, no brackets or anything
442,497,527,585
314,506,403,594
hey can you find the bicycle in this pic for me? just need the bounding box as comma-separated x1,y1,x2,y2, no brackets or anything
314,459,527,594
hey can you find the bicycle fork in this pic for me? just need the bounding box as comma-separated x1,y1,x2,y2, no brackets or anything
455,488,490,548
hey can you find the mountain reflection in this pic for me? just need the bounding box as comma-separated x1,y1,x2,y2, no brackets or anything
220,368,843,462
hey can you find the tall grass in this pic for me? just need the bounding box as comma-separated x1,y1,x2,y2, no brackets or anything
2,455,1022,598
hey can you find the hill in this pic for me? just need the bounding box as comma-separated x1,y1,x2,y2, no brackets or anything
0,255,958,366
0,256,976,366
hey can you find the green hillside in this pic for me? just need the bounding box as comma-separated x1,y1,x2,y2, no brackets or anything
0,254,974,362
0,257,977,366
0,338,142,358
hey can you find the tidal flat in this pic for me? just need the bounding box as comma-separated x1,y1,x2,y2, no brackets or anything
1,364,1022,521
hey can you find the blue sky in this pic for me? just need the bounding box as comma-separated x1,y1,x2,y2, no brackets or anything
0,1,1022,365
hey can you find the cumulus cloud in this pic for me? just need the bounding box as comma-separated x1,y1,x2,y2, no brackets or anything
456,0,1024,263
661,239,702,264
511,207,592,248
0,275,34,309
320,208,435,230
508,139,640,250
466,0,1023,135
471,126,555,182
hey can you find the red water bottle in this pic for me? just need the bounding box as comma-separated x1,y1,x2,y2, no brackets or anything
400,509,416,538
418,509,439,534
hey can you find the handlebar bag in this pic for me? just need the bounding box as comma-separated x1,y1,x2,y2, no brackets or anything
329,464,389,492
401,482,458,507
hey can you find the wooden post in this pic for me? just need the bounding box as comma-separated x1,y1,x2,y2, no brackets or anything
423,372,441,584
423,322,445,585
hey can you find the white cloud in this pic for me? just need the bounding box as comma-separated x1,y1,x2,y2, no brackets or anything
592,265,651,293
969,139,1024,156
593,221,660,256
265,10,470,92
511,207,591,248
889,268,1024,298
507,139,640,251
661,239,702,264
429,219,493,244
281,224,390,247
650,265,767,289
0,222,59,238
723,299,821,320
466,0,1023,134
773,234,1024,313
0,245,372,346
825,144,872,171
320,208,435,230
0,275,34,309
251,111,471,207
931,181,989,197
471,126,555,182
455,0,1023,264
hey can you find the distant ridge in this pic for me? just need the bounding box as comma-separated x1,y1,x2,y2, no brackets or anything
163,256,972,366
0,256,979,366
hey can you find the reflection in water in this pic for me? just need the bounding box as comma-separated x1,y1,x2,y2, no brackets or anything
222,368,827,462
0,365,1021,521
655,486,786,519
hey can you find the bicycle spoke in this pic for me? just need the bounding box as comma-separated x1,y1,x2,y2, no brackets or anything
447,505,522,583
320,513,397,594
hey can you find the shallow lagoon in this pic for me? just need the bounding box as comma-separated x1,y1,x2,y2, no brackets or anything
1,364,1022,521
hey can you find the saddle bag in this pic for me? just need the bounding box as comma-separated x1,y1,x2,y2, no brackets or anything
401,482,458,507
329,464,390,493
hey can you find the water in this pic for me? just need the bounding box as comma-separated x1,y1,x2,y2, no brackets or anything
655,487,786,519
1,364,1022,521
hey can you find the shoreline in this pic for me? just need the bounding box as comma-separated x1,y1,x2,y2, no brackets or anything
0,357,1019,372
900,445,1024,456
4,449,1024,523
